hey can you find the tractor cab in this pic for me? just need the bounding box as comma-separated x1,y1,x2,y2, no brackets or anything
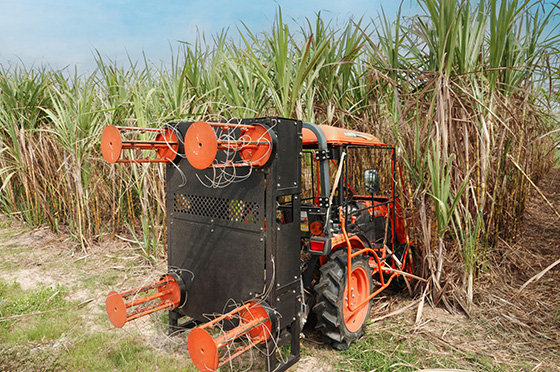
298,123,406,250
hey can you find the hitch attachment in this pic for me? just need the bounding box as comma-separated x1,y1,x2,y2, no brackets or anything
101,125,180,163
106,273,185,328
187,301,274,372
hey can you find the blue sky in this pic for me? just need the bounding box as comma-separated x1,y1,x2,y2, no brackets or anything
0,0,418,74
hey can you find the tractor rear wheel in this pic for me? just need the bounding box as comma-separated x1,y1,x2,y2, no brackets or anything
312,249,373,350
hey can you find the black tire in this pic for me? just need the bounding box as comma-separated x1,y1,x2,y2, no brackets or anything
393,244,418,290
312,249,373,350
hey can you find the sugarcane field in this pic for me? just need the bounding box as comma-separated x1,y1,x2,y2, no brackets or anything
0,1,559,371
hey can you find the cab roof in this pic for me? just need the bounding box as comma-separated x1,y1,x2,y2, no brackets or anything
302,124,388,147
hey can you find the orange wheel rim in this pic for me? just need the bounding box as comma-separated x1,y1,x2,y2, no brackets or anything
100,125,123,164
188,328,219,372
240,302,272,341
159,274,181,304
106,291,127,328
155,129,179,162
342,266,370,333
184,121,218,170
239,124,272,167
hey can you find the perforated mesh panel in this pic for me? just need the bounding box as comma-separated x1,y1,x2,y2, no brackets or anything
174,193,260,224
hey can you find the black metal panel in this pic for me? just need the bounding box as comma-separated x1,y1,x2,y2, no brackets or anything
275,281,301,330
165,117,303,347
168,218,264,320
168,169,265,233
174,193,262,227
269,118,302,297
274,197,302,288
274,118,301,194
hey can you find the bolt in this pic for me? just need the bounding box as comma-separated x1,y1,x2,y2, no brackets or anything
277,227,280,231
277,183,281,187
276,298,280,302
352,294,355,298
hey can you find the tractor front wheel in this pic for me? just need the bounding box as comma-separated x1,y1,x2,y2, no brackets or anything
312,249,373,349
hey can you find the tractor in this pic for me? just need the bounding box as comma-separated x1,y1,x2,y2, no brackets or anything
101,117,416,372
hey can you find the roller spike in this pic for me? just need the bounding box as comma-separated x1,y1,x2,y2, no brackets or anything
101,125,179,164
187,301,273,372
106,274,184,328
184,121,274,170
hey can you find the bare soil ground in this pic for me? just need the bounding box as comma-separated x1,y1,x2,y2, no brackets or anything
0,168,558,371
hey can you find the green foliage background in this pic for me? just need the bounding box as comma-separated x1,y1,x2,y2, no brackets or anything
0,0,558,303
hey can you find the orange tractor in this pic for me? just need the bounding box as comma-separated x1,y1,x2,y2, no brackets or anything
101,117,416,372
